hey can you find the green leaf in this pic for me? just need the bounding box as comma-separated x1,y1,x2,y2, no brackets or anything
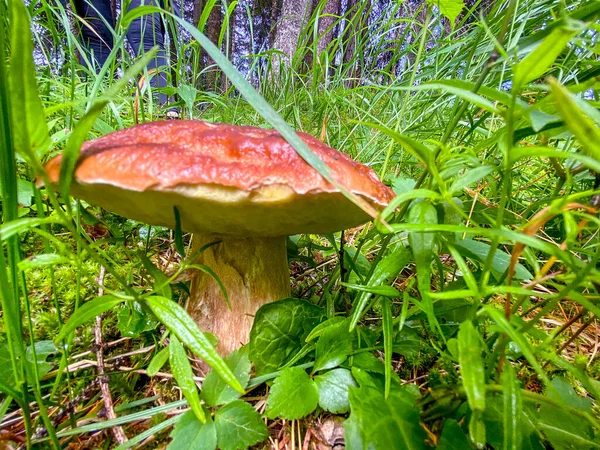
454,239,532,281
26,340,57,381
483,397,542,450
345,381,427,450
147,347,170,377
168,410,216,450
314,318,354,372
146,296,244,393
482,307,549,386
538,377,598,450
381,297,393,399
513,25,580,89
249,298,323,376
116,302,158,338
139,253,172,300
314,368,356,414
449,166,494,196
266,367,319,420
0,217,62,241
457,321,486,413
502,364,522,450
549,78,600,162
201,347,251,407
341,283,401,297
18,253,70,271
349,246,411,331
0,341,57,388
56,295,130,342
437,420,471,450
214,400,269,450
428,0,465,23
169,336,205,423
407,202,441,337
9,0,50,161
305,317,346,342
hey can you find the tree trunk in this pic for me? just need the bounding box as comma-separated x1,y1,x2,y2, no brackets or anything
342,0,370,87
271,0,313,76
315,0,340,57
193,0,223,91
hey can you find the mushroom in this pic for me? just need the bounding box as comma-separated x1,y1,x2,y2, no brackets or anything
43,121,394,354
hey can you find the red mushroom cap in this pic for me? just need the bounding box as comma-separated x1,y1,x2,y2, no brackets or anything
44,121,394,236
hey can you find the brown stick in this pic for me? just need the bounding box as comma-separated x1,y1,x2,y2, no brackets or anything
94,266,128,445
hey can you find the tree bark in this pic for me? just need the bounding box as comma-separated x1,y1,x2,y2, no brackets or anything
271,0,313,76
193,0,223,91
315,0,340,57
341,0,370,87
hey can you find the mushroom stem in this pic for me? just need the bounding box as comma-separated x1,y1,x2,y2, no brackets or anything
187,234,291,355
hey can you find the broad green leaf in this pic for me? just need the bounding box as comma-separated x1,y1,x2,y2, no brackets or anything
146,296,243,393
25,340,57,381
393,326,431,360
390,176,417,195
457,321,486,413
513,25,580,89
0,341,57,387
314,318,354,372
201,347,251,407
428,0,465,23
314,368,356,414
9,0,50,161
483,397,542,450
549,78,600,162
116,302,158,338
528,110,560,132
437,420,471,450
168,410,216,450
214,400,269,450
265,367,319,420
345,381,427,450
348,352,385,374
454,239,532,281
178,84,199,116
536,379,600,449
147,347,170,377
249,298,323,376
502,364,523,450
349,246,411,330
305,316,346,342
56,295,130,342
169,336,205,423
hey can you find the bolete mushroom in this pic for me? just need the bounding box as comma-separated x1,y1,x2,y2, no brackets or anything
43,121,394,354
